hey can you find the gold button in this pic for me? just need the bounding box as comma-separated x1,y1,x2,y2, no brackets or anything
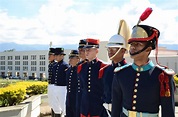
135,83,138,87
88,82,90,84
132,106,136,110
88,86,90,88
88,90,90,92
136,68,139,71
88,74,91,77
133,100,136,104
134,89,137,92
133,95,137,98
136,78,139,82
89,67,91,69
88,78,90,80
140,68,143,71
137,73,140,76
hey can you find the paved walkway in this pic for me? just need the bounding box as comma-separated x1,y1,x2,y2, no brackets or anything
40,94,178,116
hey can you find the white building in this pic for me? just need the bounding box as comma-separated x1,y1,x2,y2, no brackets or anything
0,41,177,79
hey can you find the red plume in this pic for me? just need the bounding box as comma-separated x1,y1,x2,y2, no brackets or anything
137,7,153,25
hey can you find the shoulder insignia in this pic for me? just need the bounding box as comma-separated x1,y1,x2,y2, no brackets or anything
156,65,175,75
98,64,111,79
114,64,131,72
77,64,82,73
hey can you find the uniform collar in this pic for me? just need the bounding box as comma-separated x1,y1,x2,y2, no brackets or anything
112,58,127,68
88,58,98,65
132,60,154,72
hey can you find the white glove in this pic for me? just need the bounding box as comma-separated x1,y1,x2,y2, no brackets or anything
103,103,112,112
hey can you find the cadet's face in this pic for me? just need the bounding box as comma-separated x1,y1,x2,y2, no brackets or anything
107,47,120,58
85,48,98,61
129,42,145,53
78,48,86,59
55,54,64,62
69,56,80,67
129,41,148,59
48,54,55,61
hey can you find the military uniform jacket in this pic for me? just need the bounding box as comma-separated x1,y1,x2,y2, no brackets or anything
78,58,107,116
112,60,175,117
102,59,127,103
48,60,57,84
76,59,88,117
52,60,69,86
66,66,78,108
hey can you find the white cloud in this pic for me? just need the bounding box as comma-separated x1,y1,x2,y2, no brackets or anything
0,0,177,46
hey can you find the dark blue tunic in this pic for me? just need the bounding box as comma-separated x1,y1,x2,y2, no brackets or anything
78,58,108,116
48,60,57,84
66,66,78,117
112,61,175,117
76,60,88,117
53,60,69,86
102,59,127,104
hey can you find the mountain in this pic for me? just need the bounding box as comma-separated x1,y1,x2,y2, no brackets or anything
158,44,178,50
0,42,177,52
0,42,78,52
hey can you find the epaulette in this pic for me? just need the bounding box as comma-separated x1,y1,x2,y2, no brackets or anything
98,64,111,79
114,64,131,72
156,65,175,75
77,61,87,73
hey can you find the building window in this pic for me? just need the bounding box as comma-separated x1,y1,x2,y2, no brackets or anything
0,66,5,70
8,56,13,60
40,67,45,71
23,61,28,65
15,61,20,65
31,67,36,71
0,61,5,65
0,56,5,60
8,66,13,70
23,55,28,60
40,55,45,60
31,61,37,65
40,61,45,65
23,66,28,71
31,55,36,60
8,61,13,65
15,66,20,71
15,56,20,60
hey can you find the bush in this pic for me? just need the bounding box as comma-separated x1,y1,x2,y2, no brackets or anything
174,74,178,84
0,81,48,107
26,82,48,96
0,85,26,107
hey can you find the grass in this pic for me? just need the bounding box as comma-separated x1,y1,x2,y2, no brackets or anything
0,78,19,88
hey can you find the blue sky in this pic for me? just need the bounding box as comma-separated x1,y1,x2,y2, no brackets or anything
0,0,177,46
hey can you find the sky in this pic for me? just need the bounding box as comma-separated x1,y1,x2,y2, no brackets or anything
0,0,177,46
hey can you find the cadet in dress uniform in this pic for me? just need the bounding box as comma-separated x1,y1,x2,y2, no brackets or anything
77,38,108,117
53,48,69,117
112,8,175,117
76,39,87,117
101,20,130,116
47,48,57,117
66,50,80,117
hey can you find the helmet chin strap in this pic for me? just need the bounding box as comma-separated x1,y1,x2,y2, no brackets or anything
129,43,150,56
109,48,122,60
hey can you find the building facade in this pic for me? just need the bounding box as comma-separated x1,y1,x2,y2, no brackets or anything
0,42,177,80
